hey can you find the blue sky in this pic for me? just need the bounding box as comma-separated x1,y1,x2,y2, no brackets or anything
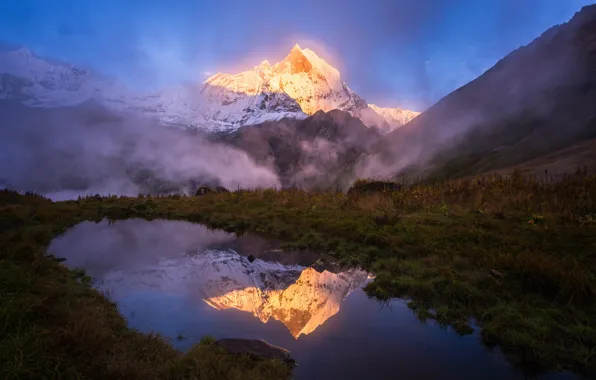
0,0,593,110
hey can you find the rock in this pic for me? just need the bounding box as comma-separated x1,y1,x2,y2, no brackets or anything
490,269,505,279
310,257,345,274
215,338,296,367
247,254,256,263
494,212,506,220
195,186,215,196
347,180,402,195
311,258,326,273
311,258,331,273
195,186,230,196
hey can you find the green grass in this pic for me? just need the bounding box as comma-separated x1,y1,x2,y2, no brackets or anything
1,172,596,378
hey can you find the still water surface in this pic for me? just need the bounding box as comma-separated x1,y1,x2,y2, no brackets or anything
48,219,579,380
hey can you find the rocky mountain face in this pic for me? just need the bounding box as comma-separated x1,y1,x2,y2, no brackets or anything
0,44,418,134
358,4,596,181
0,94,373,194
220,109,382,189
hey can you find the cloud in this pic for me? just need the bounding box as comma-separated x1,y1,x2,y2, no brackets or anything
0,100,280,199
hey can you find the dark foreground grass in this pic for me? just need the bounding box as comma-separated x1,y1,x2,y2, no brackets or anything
1,173,596,378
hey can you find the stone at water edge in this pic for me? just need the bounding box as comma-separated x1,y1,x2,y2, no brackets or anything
215,338,296,368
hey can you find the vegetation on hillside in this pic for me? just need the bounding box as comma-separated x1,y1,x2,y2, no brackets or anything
1,172,596,378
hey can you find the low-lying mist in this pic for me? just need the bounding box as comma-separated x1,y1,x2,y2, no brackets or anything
0,100,280,199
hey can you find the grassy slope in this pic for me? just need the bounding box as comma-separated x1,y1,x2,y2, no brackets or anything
488,137,596,179
425,121,596,183
1,174,596,378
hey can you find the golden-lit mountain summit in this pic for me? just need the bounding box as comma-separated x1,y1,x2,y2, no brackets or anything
279,44,314,74
203,44,420,132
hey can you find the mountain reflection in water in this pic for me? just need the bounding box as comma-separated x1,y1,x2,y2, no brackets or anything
48,219,368,338
203,262,369,338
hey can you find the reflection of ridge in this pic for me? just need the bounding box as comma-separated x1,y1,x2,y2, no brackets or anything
98,248,368,339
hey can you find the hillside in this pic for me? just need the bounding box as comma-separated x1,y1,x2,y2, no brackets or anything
356,5,596,181
487,137,596,179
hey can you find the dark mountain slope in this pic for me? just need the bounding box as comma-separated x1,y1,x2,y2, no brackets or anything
222,110,382,189
357,5,596,181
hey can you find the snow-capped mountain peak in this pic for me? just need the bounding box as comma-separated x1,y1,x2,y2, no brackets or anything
368,104,421,129
201,44,418,131
0,46,114,106
259,60,271,69
0,44,419,132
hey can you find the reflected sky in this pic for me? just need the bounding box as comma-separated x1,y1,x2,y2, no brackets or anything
48,219,581,380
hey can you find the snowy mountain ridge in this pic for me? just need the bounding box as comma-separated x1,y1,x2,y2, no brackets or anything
0,44,419,133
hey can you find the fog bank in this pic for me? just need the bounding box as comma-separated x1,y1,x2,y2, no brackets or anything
0,100,280,198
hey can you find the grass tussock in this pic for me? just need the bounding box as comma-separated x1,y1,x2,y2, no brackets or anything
1,172,596,378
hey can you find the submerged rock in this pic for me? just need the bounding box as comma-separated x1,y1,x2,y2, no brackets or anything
216,338,296,367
